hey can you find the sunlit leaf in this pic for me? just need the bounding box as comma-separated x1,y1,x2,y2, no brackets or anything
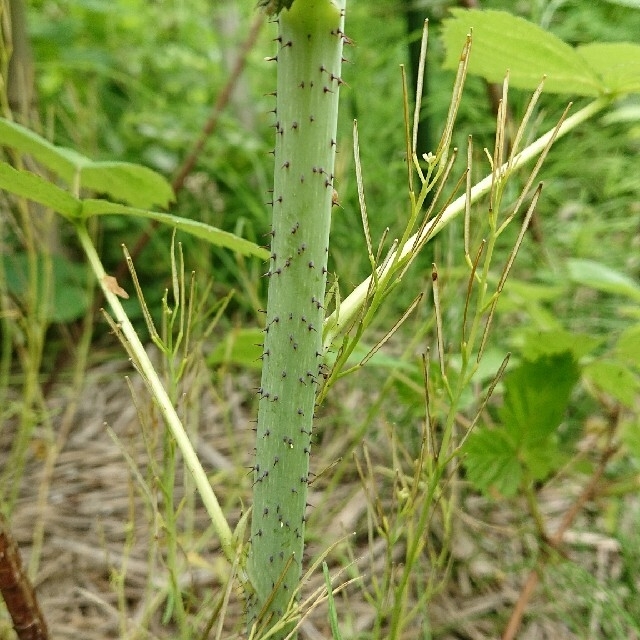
81,199,270,260
0,117,81,180
583,360,640,407
79,161,174,209
441,9,603,96
577,43,640,95
0,118,174,208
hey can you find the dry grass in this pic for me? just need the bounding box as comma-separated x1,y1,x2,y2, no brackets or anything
1,348,636,639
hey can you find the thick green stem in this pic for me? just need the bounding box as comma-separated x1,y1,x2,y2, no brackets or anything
248,0,346,633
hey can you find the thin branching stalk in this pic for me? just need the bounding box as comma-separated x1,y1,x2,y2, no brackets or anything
323,96,612,350
74,223,236,566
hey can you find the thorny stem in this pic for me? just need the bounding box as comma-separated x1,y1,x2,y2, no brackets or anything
247,1,346,635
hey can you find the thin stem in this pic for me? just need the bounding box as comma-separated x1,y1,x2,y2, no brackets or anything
323,97,611,349
74,223,236,566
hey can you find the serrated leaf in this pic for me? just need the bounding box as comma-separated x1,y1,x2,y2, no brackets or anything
520,329,600,361
0,162,81,218
463,428,522,497
0,117,174,208
521,436,564,481
583,360,640,407
566,258,640,301
464,353,578,496
501,353,580,443
81,198,270,260
577,43,640,96
441,9,603,96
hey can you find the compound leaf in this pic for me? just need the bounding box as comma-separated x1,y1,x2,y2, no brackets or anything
463,428,522,497
463,353,579,496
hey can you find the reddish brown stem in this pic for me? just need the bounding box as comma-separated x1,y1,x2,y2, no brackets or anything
501,442,618,640
0,515,49,640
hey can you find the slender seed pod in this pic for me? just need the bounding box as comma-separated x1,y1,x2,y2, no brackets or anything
248,0,346,635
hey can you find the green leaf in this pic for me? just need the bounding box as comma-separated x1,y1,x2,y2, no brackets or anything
620,418,640,463
78,161,174,209
0,118,174,208
521,437,565,482
614,324,640,368
441,9,603,96
81,198,270,260
577,43,640,95
566,258,640,301
519,329,600,361
0,162,81,218
501,353,580,443
0,117,81,180
463,353,579,496
208,327,263,369
2,253,90,323
583,360,640,407
602,0,640,8
463,428,522,496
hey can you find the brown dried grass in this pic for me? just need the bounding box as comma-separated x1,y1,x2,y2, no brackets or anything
1,350,634,639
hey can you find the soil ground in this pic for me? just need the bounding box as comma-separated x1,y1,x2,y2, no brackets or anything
2,352,636,639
